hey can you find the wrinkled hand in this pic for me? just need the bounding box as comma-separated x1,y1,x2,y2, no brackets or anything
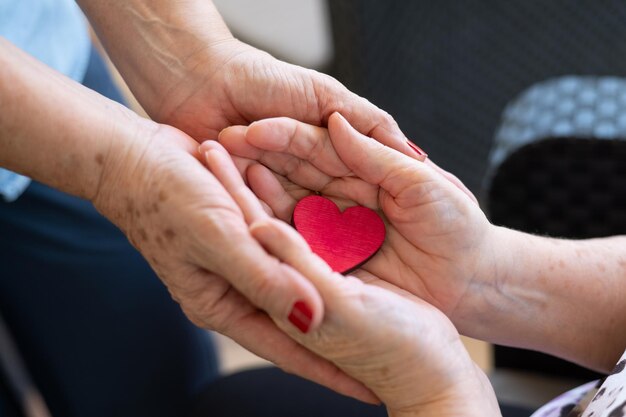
252,219,501,417
199,142,499,417
154,39,418,157
214,113,494,335
91,120,376,403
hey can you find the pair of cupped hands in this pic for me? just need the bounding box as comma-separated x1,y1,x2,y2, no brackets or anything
199,113,497,416
99,111,500,417
90,42,498,416
205,113,501,416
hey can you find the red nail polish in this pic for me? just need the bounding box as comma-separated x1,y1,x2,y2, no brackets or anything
288,300,313,334
407,140,428,158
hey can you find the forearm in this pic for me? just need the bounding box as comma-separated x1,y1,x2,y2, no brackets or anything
77,0,232,120
0,38,149,200
470,226,626,372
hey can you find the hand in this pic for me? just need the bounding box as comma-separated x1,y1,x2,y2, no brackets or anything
252,219,501,417
199,142,500,417
214,113,495,336
82,0,419,156
91,120,376,403
154,39,419,156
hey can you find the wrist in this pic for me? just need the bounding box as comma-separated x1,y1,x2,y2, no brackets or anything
388,364,501,417
81,0,235,121
457,226,626,370
0,38,152,202
452,224,515,335
92,119,202,238
454,225,548,342
91,115,159,228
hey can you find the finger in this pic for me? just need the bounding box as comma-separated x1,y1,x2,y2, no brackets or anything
199,138,255,181
220,123,338,192
231,156,256,182
405,140,429,162
182,270,379,404
222,120,381,208
258,199,275,217
217,126,265,160
327,112,437,198
246,118,351,177
226,309,379,404
250,218,344,301
246,163,302,222
201,141,268,224
192,151,325,334
208,228,326,335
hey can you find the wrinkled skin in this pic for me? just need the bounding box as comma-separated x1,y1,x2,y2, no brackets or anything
91,120,377,403
155,40,409,149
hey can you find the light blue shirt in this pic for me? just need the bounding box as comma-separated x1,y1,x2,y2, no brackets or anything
0,0,91,202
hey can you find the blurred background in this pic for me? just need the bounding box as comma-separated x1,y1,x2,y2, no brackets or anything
102,0,626,411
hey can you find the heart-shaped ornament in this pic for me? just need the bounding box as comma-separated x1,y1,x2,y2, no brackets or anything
292,195,386,274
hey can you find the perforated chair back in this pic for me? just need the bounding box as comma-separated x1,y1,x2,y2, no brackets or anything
484,76,626,379
327,1,626,193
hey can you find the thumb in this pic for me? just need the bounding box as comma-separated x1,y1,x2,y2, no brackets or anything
328,112,436,198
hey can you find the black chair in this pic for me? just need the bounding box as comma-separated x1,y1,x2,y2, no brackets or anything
483,75,626,404
327,1,626,193
326,3,626,405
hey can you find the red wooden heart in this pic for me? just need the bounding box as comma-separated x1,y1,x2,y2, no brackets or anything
292,195,386,274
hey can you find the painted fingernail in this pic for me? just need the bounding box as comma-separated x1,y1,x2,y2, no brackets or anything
406,140,428,158
288,300,313,333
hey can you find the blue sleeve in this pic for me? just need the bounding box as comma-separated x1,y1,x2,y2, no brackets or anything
0,169,31,202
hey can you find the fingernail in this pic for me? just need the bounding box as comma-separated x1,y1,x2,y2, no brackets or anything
406,140,428,158
288,300,313,333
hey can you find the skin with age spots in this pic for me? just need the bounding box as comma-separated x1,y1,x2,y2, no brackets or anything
163,229,176,241
1,0,425,401
138,228,148,242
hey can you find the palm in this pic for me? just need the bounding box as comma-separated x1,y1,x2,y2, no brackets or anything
258,168,486,316
218,115,490,320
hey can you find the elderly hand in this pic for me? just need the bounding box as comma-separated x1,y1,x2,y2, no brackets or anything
199,142,500,417
214,113,494,338
90,120,377,403
160,39,412,149
79,0,418,156
0,36,375,402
